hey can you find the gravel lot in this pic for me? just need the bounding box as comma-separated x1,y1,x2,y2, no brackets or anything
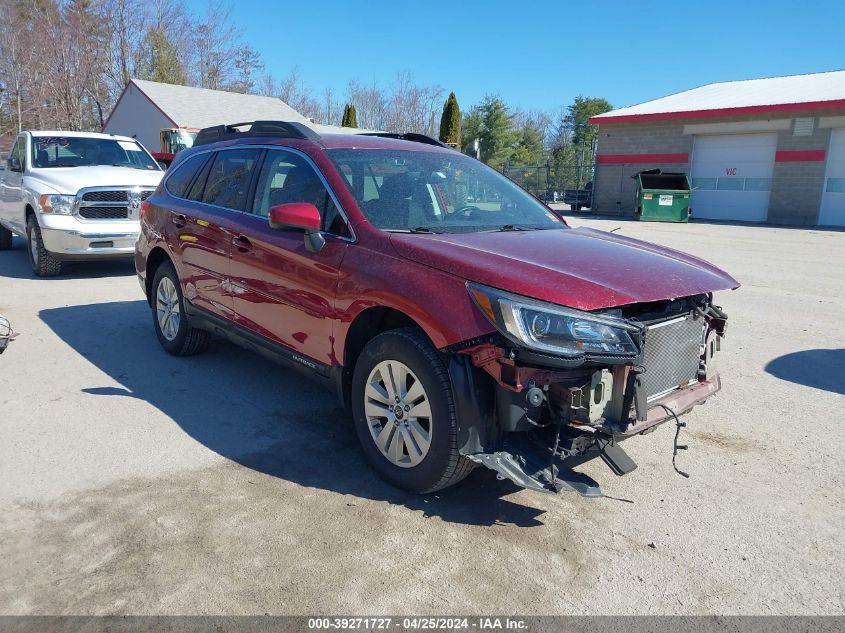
1,218,843,616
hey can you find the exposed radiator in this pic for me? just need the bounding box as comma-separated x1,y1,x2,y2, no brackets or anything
641,314,706,401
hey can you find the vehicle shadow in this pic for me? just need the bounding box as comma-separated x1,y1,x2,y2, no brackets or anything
0,237,136,280
765,348,845,396
39,300,547,527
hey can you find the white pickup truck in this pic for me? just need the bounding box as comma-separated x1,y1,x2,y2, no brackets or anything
0,130,164,276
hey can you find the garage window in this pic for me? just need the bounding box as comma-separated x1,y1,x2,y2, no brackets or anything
692,178,717,190
717,178,744,191
826,178,845,193
744,178,772,191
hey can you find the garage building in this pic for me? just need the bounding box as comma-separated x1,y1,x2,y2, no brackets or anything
103,79,312,157
590,70,845,226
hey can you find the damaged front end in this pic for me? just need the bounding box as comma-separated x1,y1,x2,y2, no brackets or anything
447,284,728,496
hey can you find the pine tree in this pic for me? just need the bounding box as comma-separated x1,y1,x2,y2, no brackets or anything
439,92,461,146
341,103,358,128
478,95,517,169
137,27,186,86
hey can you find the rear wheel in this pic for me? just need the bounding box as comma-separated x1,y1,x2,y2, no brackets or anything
26,216,62,276
351,328,474,493
151,261,210,356
0,224,12,250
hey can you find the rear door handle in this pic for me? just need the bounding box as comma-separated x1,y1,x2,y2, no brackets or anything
172,214,187,227
232,234,253,253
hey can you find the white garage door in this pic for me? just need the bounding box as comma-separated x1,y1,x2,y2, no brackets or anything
690,133,777,221
818,129,845,227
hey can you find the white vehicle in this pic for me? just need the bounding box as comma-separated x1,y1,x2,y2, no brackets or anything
0,131,163,276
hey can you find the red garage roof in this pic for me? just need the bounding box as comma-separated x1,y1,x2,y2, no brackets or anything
590,70,845,124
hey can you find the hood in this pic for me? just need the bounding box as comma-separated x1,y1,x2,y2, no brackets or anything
29,166,163,194
389,227,739,311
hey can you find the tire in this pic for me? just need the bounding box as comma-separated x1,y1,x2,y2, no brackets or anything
26,215,62,277
351,327,474,493
0,224,12,250
150,260,210,356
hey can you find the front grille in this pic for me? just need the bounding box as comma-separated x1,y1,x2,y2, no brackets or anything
640,314,705,401
79,206,130,220
76,188,154,221
81,190,128,202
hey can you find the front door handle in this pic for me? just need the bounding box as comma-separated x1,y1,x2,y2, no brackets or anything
172,214,187,227
232,234,253,253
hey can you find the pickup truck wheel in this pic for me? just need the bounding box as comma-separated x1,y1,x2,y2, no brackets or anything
151,261,209,356
26,216,62,276
352,328,474,493
0,224,12,250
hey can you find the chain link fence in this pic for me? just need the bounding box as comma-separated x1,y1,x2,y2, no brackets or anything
502,161,597,207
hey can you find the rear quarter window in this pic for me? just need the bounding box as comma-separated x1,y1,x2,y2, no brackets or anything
165,154,208,199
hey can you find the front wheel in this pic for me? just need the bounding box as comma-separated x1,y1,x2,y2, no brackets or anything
26,216,62,276
351,328,474,493
151,261,210,356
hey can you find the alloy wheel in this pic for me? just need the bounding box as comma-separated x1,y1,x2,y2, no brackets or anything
156,277,181,341
364,359,432,468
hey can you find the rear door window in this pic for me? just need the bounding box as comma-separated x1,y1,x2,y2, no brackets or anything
186,155,214,201
165,154,208,199
202,149,262,211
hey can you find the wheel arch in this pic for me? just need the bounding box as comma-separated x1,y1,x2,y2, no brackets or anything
144,246,173,306
338,306,432,411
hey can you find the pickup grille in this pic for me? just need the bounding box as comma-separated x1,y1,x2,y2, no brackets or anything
640,314,706,401
81,190,128,202
79,206,131,220
76,188,154,221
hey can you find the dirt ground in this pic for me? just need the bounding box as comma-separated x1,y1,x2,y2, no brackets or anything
0,217,843,615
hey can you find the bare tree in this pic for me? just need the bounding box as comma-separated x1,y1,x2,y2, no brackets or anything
228,45,263,94
346,74,442,134
191,0,240,90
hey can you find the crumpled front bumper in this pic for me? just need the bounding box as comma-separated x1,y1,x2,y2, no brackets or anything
602,374,722,437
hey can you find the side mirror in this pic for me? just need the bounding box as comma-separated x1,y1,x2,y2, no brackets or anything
268,202,325,253
7,156,22,172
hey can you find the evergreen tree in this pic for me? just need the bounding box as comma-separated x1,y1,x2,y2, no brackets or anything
136,27,187,86
511,123,545,165
438,92,460,145
460,106,483,156
562,96,612,154
478,95,517,169
341,103,358,128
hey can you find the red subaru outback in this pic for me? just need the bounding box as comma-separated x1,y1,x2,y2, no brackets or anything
136,121,738,496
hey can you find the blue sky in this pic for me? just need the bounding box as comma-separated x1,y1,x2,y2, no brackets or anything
186,0,844,114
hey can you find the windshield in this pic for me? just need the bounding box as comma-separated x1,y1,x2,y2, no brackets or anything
31,136,161,171
327,148,565,233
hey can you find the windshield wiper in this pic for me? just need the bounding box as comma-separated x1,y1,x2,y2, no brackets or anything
383,226,442,234
497,224,541,232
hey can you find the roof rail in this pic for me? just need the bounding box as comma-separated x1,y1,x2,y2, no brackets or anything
359,132,450,149
194,120,321,146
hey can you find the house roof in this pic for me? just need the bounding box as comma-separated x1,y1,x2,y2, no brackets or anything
590,70,845,124
129,78,311,129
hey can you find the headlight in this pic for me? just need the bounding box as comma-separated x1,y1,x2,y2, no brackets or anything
38,194,76,215
468,282,641,358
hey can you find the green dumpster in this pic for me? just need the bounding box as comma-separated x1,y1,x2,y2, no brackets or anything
633,170,692,222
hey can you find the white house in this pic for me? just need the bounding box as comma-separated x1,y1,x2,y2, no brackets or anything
103,79,327,155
